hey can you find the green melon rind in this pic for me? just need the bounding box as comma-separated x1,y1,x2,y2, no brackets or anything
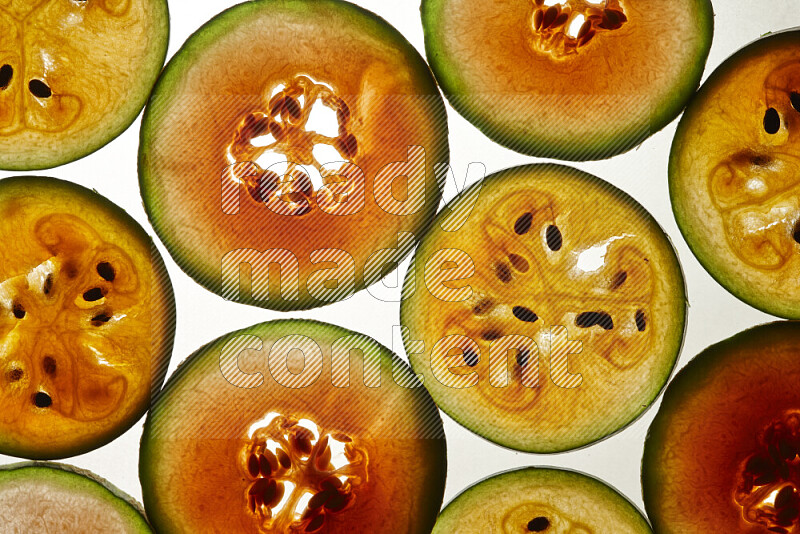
138,0,448,311
400,163,687,453
641,321,800,533
669,29,800,319
434,467,652,533
0,175,176,460
0,462,153,532
420,0,714,161
2,1,170,171
139,318,446,534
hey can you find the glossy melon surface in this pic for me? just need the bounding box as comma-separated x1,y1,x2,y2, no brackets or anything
422,0,713,160
670,30,800,318
140,319,446,533
643,322,800,533
401,164,686,452
0,176,175,459
0,462,152,533
139,0,449,311
0,0,169,169
434,467,651,533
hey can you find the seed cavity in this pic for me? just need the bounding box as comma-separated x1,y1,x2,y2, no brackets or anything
527,516,550,531
90,312,112,326
42,356,56,375
635,310,647,332
462,349,479,367
33,391,52,408
764,107,781,134
545,225,562,251
494,262,513,283
793,220,800,245
473,298,493,315
8,368,23,382
610,271,627,290
28,79,52,98
575,311,614,330
791,92,800,113
514,212,533,235
512,306,539,323
12,303,25,319
516,350,530,367
83,287,104,301
508,253,530,272
96,262,115,281
0,64,12,89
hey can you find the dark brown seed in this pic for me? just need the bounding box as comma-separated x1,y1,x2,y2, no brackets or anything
495,262,512,283
262,449,279,471
247,454,260,478
83,288,104,301
576,311,614,330
533,9,544,30
325,492,350,512
779,439,796,461
604,9,620,27
754,471,779,486
259,454,272,477
291,435,313,456
248,477,270,495
263,480,279,505
610,271,627,289
577,20,592,39
12,303,25,319
277,448,292,469
635,310,647,332
308,490,331,510
29,79,51,98
336,134,358,158
33,391,51,408
554,12,568,27
307,514,325,532
527,516,550,531
516,350,530,367
284,97,301,119
43,274,53,295
482,329,503,341
0,64,12,89
337,103,350,123
270,97,285,117
42,356,56,375
776,486,795,509
8,368,23,382
269,121,285,141
252,116,271,136
508,254,529,272
578,29,596,46
542,6,558,28
473,298,493,315
764,108,781,134
793,221,800,245
321,476,343,491
545,225,562,251
512,306,538,323
776,505,798,526
462,349,479,368
248,494,257,513
268,481,285,507
746,455,773,475
63,261,79,279
514,212,533,235
91,313,112,326
791,92,800,112
768,527,788,534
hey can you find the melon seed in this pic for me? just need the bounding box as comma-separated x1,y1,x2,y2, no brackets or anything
610,271,627,289
247,454,260,478
42,356,56,375
508,253,529,272
307,514,325,532
494,262,512,283
635,310,647,332
791,92,800,113
512,306,538,323
575,311,614,330
277,448,292,469
259,454,273,477
33,391,51,408
83,287,104,301
8,368,23,382
462,349,479,367
545,225,562,251
514,212,533,234
28,79,51,98
43,274,53,295
516,350,530,367
0,64,11,89
764,108,781,134
12,303,25,319
527,516,550,531
96,262,115,281
91,312,112,326
308,490,331,510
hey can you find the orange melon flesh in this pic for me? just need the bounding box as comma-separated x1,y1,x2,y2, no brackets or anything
140,319,446,534
433,467,651,533
0,0,168,170
0,462,152,532
139,0,448,311
643,322,800,533
400,164,686,452
422,0,713,160
0,176,175,459
670,30,800,318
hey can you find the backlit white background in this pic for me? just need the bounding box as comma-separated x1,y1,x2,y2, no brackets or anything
0,0,796,523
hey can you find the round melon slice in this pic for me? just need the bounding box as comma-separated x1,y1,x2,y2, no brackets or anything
0,0,169,170
140,319,446,533
400,164,686,452
0,176,175,459
139,0,449,311
643,321,800,533
0,462,152,532
434,467,651,533
421,0,713,160
670,30,800,318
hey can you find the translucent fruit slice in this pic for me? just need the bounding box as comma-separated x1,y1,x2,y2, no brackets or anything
0,0,169,169
433,467,651,533
670,30,800,318
643,322,800,533
139,0,448,311
421,0,713,160
0,462,152,532
139,319,446,534
0,176,175,459
400,164,686,452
